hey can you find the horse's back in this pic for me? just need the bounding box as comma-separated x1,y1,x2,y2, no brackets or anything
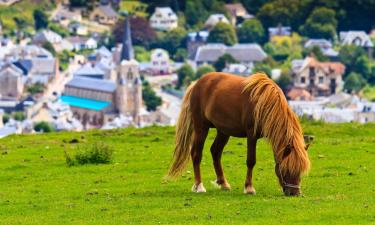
190,72,250,137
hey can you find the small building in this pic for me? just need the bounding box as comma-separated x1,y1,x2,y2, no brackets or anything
287,87,313,101
68,22,88,36
204,14,230,30
187,31,209,60
66,36,98,51
224,3,253,25
222,63,251,76
268,26,291,40
150,7,178,31
0,64,24,100
194,43,267,68
339,31,373,57
304,39,338,58
52,8,82,27
291,57,345,97
90,5,118,25
32,30,62,45
150,48,172,75
73,63,106,79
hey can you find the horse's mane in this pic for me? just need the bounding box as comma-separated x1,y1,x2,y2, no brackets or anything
242,73,310,177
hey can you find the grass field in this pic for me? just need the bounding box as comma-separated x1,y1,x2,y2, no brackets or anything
0,122,375,224
120,0,148,17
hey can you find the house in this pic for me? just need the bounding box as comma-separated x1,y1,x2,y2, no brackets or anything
150,48,172,75
68,22,88,36
66,36,98,51
150,7,178,31
290,57,345,97
339,31,373,57
73,63,106,79
0,64,24,100
304,39,338,58
52,8,82,27
90,5,118,25
194,43,267,67
187,31,209,60
287,87,313,101
222,63,252,76
268,26,291,39
32,30,62,45
224,3,253,25
204,14,230,30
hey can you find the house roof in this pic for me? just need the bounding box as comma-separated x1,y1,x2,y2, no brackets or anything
287,88,313,101
96,46,112,58
188,31,209,42
304,39,332,49
268,26,291,36
195,43,267,63
152,7,177,19
13,59,32,75
66,36,91,45
0,63,24,77
66,76,116,93
296,57,345,75
73,63,105,77
31,58,56,74
224,3,248,16
97,5,117,17
121,16,134,61
33,30,62,44
339,31,374,47
204,14,230,27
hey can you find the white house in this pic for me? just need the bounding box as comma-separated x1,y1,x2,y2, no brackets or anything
150,7,178,31
204,14,230,30
32,30,63,44
339,31,374,48
150,48,172,75
66,36,98,51
68,23,88,36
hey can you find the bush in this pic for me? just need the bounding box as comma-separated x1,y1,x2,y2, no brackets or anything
34,121,55,133
65,142,114,166
13,112,26,121
2,113,10,124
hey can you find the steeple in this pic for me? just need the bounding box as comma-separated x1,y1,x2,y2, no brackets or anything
121,16,134,61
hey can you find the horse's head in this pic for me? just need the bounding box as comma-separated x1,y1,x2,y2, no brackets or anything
275,135,313,196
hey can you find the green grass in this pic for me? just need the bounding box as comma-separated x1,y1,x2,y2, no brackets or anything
119,0,148,17
0,0,54,33
0,122,375,224
362,85,375,102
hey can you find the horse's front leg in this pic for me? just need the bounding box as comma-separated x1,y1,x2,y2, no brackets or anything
210,131,231,190
244,137,257,194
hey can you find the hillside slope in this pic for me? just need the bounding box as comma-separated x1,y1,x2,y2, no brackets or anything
0,122,375,224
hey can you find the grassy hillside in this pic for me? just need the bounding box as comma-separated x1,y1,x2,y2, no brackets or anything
0,122,375,224
0,0,55,33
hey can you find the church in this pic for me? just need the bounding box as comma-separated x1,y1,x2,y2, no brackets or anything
61,17,142,128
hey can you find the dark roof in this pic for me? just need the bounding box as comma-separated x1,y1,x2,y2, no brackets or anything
121,16,134,61
13,59,32,75
98,5,117,17
66,76,116,93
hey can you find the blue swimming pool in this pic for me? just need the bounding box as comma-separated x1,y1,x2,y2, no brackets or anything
60,95,111,111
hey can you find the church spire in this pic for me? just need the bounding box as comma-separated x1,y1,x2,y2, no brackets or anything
121,16,134,61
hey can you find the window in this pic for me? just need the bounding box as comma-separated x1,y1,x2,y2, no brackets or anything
301,77,306,84
319,77,323,84
309,67,315,77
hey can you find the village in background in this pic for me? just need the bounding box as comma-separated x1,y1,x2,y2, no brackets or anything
0,0,375,138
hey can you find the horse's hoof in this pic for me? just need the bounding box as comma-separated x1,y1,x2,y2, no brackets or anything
192,183,206,193
211,180,231,191
244,186,256,195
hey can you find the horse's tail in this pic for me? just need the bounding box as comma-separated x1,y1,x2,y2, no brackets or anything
165,82,196,179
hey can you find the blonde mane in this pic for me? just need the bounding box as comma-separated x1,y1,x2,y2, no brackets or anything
243,73,310,177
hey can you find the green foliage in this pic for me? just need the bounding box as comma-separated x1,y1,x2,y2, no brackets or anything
276,72,293,92
303,46,328,62
213,53,237,72
195,65,215,80
48,23,70,38
27,83,44,95
2,113,10,124
42,41,56,56
33,9,48,30
34,121,55,133
237,19,265,43
207,22,237,46
69,0,86,7
253,63,272,76
173,48,187,62
57,50,72,71
156,27,187,56
176,63,194,88
344,72,366,93
134,46,151,62
338,45,372,83
12,112,25,121
142,81,162,111
65,142,114,166
362,85,375,102
300,7,337,40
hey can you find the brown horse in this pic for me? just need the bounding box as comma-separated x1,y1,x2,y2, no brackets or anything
166,72,311,196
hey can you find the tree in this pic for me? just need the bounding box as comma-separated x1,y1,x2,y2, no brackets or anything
353,55,372,81
158,27,187,55
177,64,194,88
173,48,187,62
195,65,215,80
13,112,25,121
142,81,162,111
276,72,293,92
27,83,45,95
339,45,367,79
69,0,86,7
213,53,237,71
237,19,265,43
33,9,49,30
113,16,157,49
344,72,366,93
42,42,56,56
300,7,337,40
34,121,55,133
207,22,237,46
253,63,272,76
303,46,328,62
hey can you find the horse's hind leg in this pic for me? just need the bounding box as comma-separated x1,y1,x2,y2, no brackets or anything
244,138,257,195
191,127,209,193
210,131,231,190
